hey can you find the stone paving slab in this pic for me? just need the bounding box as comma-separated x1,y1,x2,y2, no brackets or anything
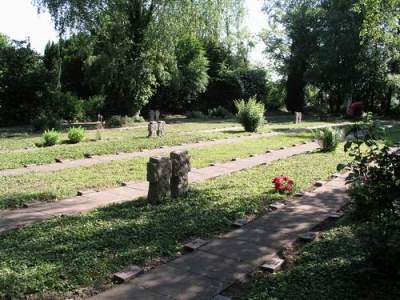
0,142,320,234
90,174,350,300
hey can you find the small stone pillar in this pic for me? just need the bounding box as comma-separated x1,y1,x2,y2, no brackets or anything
148,121,158,138
149,110,155,121
157,121,166,137
170,150,191,198
155,110,160,121
147,157,172,204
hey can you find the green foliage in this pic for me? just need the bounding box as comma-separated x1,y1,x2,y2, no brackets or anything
314,128,343,152
106,115,144,128
42,129,60,146
68,127,86,144
340,116,400,276
245,224,400,300
83,95,105,120
235,98,266,132
208,106,233,119
0,148,347,297
186,111,207,120
0,39,47,126
31,111,62,132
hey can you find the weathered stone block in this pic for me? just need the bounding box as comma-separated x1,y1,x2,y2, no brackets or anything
113,265,143,283
261,258,284,273
184,238,208,251
148,121,158,138
170,150,191,198
298,232,318,242
269,202,285,210
147,157,172,204
157,121,166,137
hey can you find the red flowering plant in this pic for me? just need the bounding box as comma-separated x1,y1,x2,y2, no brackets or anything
272,176,294,194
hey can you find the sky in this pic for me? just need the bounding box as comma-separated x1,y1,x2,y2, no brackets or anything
0,0,267,64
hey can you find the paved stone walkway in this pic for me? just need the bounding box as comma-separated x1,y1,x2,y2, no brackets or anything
90,173,349,300
0,122,352,177
0,142,319,234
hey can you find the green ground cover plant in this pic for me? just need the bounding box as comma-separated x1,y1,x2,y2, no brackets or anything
0,149,348,298
0,133,313,209
0,120,344,170
244,223,400,300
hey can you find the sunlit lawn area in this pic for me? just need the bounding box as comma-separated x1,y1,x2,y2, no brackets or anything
0,149,349,299
0,117,344,170
0,132,314,209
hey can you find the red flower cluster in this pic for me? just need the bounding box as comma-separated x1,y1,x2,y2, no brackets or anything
272,176,294,193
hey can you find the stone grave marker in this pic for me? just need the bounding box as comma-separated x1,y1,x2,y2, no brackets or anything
170,150,191,198
148,121,158,138
261,257,284,273
147,157,172,204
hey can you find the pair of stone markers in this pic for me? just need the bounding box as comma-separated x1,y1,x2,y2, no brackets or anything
148,109,166,137
147,150,191,204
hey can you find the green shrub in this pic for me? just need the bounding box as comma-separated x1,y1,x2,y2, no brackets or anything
339,120,400,277
106,115,144,128
315,128,343,152
83,95,105,120
68,127,86,144
234,97,265,132
31,111,62,132
186,111,207,119
42,129,60,146
208,106,233,119
106,115,125,128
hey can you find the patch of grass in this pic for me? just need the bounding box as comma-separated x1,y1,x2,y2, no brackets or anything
0,133,313,209
0,120,343,170
244,223,400,300
0,149,348,298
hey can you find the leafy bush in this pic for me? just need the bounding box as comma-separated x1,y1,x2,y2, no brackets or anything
42,129,60,146
31,111,62,132
83,95,105,120
314,128,343,152
68,127,86,144
339,116,400,276
234,97,265,132
186,111,207,119
106,115,145,128
208,106,233,119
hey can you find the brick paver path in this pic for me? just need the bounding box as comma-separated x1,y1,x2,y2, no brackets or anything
90,173,349,300
0,122,352,177
0,142,319,234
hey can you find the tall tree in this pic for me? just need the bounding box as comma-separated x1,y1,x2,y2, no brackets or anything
34,0,248,116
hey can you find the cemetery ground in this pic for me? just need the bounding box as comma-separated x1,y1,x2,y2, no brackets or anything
0,116,399,299
237,222,400,300
0,117,340,170
0,149,349,298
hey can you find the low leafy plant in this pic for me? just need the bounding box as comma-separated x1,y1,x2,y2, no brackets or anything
208,106,233,119
272,176,294,194
42,129,60,147
186,111,207,119
234,97,265,132
32,111,62,132
338,115,400,277
315,128,343,152
68,127,86,144
106,115,144,128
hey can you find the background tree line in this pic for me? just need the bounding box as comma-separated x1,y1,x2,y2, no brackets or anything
263,0,400,116
0,0,270,128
